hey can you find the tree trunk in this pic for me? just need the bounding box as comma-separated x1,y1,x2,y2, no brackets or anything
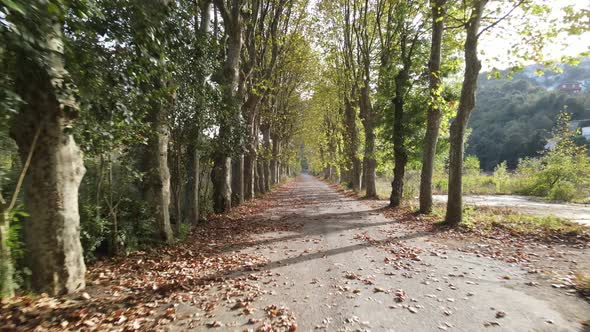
231,155,244,206
360,166,366,191
343,98,362,192
253,156,260,195
390,68,409,207
445,0,486,225
186,143,200,224
143,102,174,243
359,78,376,197
257,159,265,194
271,135,280,185
363,124,377,197
171,138,183,235
389,61,410,207
107,156,120,256
211,0,242,213
262,124,271,191
11,26,87,295
212,154,232,213
242,95,260,200
244,152,255,200
419,0,447,214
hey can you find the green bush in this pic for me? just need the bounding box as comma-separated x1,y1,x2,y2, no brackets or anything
80,204,110,261
516,112,590,202
493,161,509,193
464,155,480,176
548,181,576,201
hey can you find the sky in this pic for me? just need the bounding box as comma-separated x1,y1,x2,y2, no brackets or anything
478,0,590,70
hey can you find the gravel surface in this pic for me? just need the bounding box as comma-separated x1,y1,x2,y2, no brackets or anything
173,175,590,331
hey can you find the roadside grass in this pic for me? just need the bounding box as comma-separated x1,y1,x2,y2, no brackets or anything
375,174,518,201
464,206,584,233
328,176,589,242
394,199,589,242
375,174,590,203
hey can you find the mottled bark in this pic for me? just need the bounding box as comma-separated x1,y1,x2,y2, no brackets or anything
360,167,366,191
212,154,232,213
343,98,362,192
445,0,486,225
389,44,410,207
360,85,377,198
419,0,447,214
263,159,271,192
324,166,332,180
170,136,182,235
106,156,120,256
262,124,271,191
256,159,265,194
186,143,200,224
270,135,280,185
143,101,173,243
242,95,260,200
212,0,243,213
10,25,86,295
231,155,244,206
363,131,377,197
244,152,255,199
390,83,408,208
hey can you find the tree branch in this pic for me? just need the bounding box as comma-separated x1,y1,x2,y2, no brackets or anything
7,123,42,212
477,0,525,39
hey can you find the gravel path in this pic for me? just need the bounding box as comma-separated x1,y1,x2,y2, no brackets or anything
173,175,590,331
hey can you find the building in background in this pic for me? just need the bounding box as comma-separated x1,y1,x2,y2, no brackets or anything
558,81,582,94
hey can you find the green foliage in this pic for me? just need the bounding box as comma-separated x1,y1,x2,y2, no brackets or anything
493,161,509,193
464,155,480,176
79,204,109,261
3,208,30,291
468,59,590,171
461,206,587,236
517,112,590,201
6,209,26,262
548,182,576,202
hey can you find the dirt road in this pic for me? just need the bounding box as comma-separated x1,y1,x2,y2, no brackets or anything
433,194,590,226
174,175,590,331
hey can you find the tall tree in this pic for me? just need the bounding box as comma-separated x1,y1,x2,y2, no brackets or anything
135,1,177,243
419,0,447,214
241,0,294,199
445,0,487,225
353,0,379,198
212,0,244,213
5,1,87,295
385,0,428,207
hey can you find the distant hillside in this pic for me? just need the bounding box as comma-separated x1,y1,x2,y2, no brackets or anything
467,58,590,171
509,57,590,91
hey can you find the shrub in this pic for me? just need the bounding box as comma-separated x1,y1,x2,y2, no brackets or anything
548,181,576,201
493,161,509,193
516,112,590,202
464,155,480,176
